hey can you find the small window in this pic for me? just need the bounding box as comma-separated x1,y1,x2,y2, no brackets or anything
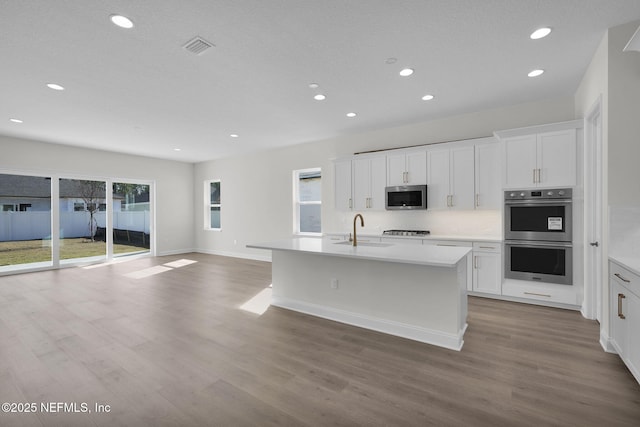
74,202,85,211
294,168,321,234
19,204,32,212
205,180,221,230
2,204,15,212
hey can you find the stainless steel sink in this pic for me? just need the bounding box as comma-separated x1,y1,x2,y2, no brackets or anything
333,241,393,247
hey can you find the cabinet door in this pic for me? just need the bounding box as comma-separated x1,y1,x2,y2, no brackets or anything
627,291,640,381
352,158,370,211
610,280,628,358
387,154,407,186
406,151,427,184
334,160,353,211
450,146,475,209
475,142,501,209
473,251,502,295
369,156,387,210
537,129,576,187
503,135,537,189
426,149,450,210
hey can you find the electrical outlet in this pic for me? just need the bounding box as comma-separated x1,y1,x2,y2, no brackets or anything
330,278,338,289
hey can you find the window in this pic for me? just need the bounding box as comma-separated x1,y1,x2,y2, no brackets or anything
74,202,85,211
294,168,321,234
205,180,221,230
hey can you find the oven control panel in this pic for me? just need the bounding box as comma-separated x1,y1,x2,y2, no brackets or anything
504,188,572,200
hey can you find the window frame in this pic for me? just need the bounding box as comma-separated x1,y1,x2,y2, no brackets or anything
293,167,322,236
204,179,221,231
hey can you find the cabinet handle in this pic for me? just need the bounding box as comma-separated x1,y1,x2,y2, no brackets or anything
537,168,541,183
618,293,626,319
533,169,536,183
478,246,495,249
450,195,454,207
524,291,551,298
614,273,631,283
473,256,478,269
405,171,409,183
349,198,352,209
475,194,480,208
437,244,458,247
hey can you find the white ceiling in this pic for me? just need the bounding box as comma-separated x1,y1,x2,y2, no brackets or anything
2,1,640,163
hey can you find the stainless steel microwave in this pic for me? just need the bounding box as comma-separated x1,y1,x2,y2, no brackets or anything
385,185,427,210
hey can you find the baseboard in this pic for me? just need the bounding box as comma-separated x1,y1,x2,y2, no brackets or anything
600,329,616,353
271,296,465,351
157,248,197,256
196,248,272,263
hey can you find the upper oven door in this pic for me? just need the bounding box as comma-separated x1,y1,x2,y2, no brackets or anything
505,200,572,242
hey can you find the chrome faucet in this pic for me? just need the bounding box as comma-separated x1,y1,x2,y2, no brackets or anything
352,213,364,246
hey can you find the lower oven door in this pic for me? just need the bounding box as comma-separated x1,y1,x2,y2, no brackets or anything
505,241,573,285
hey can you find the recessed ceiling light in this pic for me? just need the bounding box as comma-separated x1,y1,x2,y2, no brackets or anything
110,14,134,29
230,134,239,138
308,83,319,89
9,118,23,123
421,94,434,101
46,83,65,91
314,94,326,101
530,27,552,40
385,57,397,64
346,112,357,118
173,148,181,152
528,69,545,77
399,68,414,77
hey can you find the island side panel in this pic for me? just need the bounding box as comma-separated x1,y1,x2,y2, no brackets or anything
270,250,468,350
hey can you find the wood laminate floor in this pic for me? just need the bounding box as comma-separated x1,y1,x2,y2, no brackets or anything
0,253,638,426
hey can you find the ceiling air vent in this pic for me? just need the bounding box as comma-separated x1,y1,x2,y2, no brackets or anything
183,36,215,55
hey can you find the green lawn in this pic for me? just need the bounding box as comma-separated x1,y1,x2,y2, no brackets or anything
0,238,148,266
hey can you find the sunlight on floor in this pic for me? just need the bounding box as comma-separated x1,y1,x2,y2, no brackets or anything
124,265,173,279
163,259,198,268
239,285,273,315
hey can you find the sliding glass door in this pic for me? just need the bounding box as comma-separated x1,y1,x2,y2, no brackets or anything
59,178,107,263
0,173,52,270
113,182,151,257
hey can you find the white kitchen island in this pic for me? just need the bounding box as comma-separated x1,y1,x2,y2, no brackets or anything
247,237,471,351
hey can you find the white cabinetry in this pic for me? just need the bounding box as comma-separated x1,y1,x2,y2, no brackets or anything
353,156,386,211
334,159,353,211
609,260,640,384
427,146,475,210
387,150,427,186
474,140,501,209
423,240,473,290
498,124,578,189
472,242,502,295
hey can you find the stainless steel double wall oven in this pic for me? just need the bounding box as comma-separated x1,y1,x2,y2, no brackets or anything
504,188,573,285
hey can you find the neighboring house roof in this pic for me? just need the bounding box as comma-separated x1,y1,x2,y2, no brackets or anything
0,175,124,199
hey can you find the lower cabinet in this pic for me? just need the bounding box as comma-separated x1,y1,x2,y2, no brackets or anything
472,242,502,295
609,260,640,384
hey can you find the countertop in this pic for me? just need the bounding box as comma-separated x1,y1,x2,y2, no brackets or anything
247,237,472,267
609,254,640,277
324,232,502,243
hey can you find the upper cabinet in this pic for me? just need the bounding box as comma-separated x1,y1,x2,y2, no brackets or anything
496,121,581,189
334,159,353,211
353,156,386,211
474,139,501,209
387,150,427,186
427,145,475,210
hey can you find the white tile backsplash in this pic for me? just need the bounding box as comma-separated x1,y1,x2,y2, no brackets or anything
332,209,502,238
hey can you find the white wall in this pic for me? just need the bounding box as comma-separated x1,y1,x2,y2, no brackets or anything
194,97,575,260
608,20,640,207
0,135,194,255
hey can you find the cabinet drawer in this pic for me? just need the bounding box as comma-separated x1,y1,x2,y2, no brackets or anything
502,280,578,305
610,261,640,298
473,242,501,252
424,240,472,247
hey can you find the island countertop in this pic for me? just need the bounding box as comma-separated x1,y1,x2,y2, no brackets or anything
247,237,471,268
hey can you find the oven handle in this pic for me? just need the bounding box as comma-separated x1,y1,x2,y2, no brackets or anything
505,200,572,205
505,240,573,248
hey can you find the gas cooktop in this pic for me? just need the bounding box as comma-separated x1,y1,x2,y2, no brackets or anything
382,230,431,236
